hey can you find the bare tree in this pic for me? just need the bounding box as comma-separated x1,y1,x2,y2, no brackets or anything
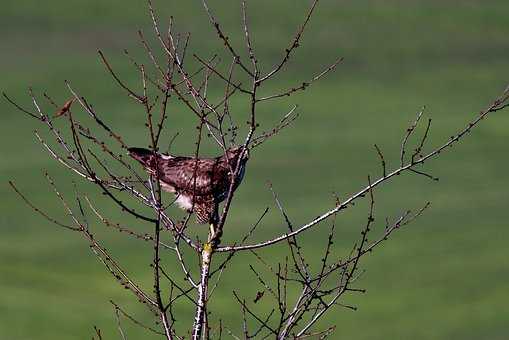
4,0,509,339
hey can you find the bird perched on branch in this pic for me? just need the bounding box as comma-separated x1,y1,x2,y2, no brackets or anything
128,146,249,230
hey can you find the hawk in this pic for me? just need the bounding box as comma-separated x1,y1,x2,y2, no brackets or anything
128,146,249,227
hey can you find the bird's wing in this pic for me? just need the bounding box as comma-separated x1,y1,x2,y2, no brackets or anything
128,147,231,197
159,157,229,197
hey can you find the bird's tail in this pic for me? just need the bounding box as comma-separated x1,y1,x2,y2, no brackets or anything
128,147,158,168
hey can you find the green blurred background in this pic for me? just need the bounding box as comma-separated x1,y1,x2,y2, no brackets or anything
1,0,509,339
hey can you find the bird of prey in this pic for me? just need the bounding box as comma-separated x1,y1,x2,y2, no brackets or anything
128,146,249,228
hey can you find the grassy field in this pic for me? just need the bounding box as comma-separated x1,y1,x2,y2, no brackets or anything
1,0,509,339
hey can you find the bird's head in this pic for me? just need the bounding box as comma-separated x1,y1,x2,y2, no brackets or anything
226,146,249,185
